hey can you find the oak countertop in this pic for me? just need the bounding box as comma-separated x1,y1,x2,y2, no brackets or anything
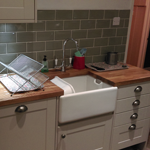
1,64,150,107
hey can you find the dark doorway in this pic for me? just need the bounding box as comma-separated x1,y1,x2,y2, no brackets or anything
144,31,150,68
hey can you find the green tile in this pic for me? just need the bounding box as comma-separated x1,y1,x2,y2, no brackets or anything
71,49,77,57
46,21,63,30
37,10,55,20
17,32,36,42
86,47,100,56
109,37,122,45
124,19,129,27
55,31,71,40
0,44,6,54
0,33,16,43
81,20,95,29
64,21,80,30
85,56,92,64
96,20,110,28
6,24,26,32
102,29,116,37
0,65,6,73
27,42,45,52
56,10,72,20
7,43,26,53
80,39,94,47
65,40,79,49
27,22,45,31
46,41,62,50
48,60,55,68
55,50,70,59
122,37,127,44
0,54,17,64
73,10,89,19
118,53,125,62
90,10,104,19
105,10,119,19
19,53,36,60
101,46,115,54
119,10,130,18
117,28,128,36
37,51,54,61
111,19,124,28
0,24,5,32
72,30,87,39
93,55,105,63
115,45,126,53
88,29,102,38
95,38,108,46
37,31,54,41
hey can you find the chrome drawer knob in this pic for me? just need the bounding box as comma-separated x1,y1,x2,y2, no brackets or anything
134,86,142,92
129,124,136,130
61,134,66,139
132,100,140,106
130,113,138,119
15,105,28,113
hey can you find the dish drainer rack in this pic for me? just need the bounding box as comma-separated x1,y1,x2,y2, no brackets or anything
0,54,49,96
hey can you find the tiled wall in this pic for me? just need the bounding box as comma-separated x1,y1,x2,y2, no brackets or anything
0,10,130,70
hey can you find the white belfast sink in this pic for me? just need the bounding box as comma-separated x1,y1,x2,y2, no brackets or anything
52,75,118,124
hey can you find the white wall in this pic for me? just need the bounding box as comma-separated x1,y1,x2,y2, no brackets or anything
37,0,133,10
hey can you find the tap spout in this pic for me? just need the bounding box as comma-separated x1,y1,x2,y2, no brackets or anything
61,38,78,72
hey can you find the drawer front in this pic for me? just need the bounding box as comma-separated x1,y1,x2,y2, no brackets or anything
117,82,150,100
111,119,150,150
114,107,150,126
115,94,150,113
0,100,47,118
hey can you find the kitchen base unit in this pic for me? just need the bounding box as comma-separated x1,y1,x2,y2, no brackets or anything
57,113,113,150
0,0,37,23
111,81,150,150
0,98,56,150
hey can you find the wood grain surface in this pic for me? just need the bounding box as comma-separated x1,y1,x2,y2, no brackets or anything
1,64,150,107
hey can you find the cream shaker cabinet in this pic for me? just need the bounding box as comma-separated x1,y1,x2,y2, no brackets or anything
0,98,56,150
0,0,37,23
111,82,150,150
57,114,113,150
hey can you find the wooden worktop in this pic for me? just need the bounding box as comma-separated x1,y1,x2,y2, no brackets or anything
1,64,150,107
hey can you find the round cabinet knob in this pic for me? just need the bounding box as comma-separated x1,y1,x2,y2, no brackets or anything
134,86,142,92
132,100,140,106
15,105,28,113
61,134,66,139
129,124,136,130
130,113,138,119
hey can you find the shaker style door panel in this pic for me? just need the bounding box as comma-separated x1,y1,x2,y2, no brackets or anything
0,98,56,150
57,114,113,150
0,0,36,22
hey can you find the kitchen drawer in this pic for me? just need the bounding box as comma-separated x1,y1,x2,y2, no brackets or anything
111,119,150,150
114,107,150,126
0,100,47,117
115,94,150,113
117,82,150,99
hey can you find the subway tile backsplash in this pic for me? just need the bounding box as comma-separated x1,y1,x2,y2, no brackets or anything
0,9,130,69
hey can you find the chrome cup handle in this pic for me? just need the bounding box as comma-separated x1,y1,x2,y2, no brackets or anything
15,105,28,113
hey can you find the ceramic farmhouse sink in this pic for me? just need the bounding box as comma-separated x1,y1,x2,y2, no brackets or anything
51,75,118,124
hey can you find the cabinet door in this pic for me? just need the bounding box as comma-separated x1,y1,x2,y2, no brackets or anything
0,98,56,150
0,0,36,22
111,119,150,150
57,114,113,150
